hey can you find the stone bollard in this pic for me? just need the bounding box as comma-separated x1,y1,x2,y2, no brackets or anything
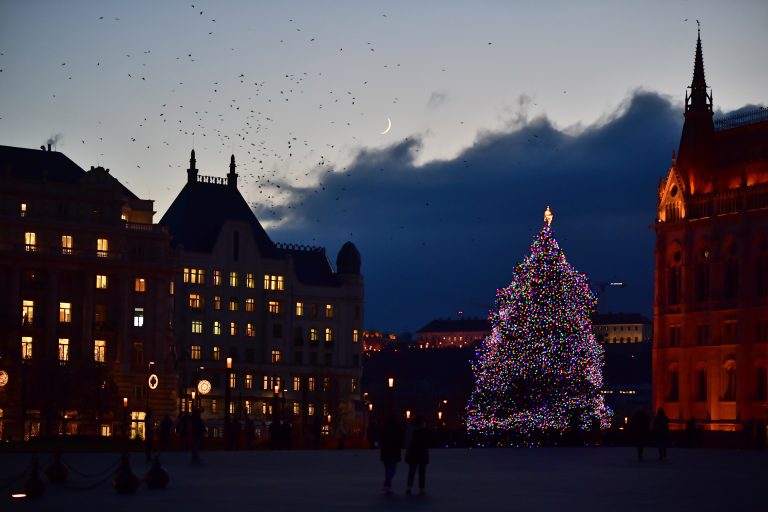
113,452,140,494
45,451,69,483
144,456,169,489
23,459,45,498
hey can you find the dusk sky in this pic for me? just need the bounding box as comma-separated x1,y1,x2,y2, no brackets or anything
1,0,767,332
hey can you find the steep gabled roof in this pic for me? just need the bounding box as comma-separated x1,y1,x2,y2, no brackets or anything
160,180,280,257
0,145,86,183
280,246,340,287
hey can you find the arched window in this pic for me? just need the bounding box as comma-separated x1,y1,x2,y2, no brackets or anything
721,361,736,401
695,248,710,302
668,250,682,305
695,368,707,401
756,366,767,401
668,367,680,402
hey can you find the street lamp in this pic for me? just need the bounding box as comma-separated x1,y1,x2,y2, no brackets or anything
225,357,232,450
122,397,129,441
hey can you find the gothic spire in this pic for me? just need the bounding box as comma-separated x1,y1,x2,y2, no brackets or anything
187,149,198,183
685,26,713,113
227,154,238,188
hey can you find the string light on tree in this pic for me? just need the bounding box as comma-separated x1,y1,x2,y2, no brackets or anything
466,206,611,445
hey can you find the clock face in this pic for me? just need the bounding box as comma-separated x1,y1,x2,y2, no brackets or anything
0,370,7,387
148,373,159,390
197,380,212,395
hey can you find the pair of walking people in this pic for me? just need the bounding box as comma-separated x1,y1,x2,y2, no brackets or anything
379,415,432,495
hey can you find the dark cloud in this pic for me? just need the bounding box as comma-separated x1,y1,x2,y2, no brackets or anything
267,90,688,332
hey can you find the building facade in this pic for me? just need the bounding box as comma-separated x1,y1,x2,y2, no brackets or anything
653,32,768,430
0,145,177,440
160,151,363,441
592,313,652,344
415,318,490,349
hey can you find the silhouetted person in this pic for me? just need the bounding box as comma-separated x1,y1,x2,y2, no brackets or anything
685,416,698,448
630,408,651,461
190,409,204,463
379,415,404,494
405,415,432,495
245,417,255,450
144,407,155,462
653,408,669,460
159,414,173,451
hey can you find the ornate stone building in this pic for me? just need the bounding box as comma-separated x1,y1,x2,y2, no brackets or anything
0,145,177,440
653,32,768,430
160,151,363,441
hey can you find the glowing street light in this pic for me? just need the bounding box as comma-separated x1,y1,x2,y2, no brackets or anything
387,377,394,388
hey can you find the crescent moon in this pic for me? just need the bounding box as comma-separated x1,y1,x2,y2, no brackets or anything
380,117,392,135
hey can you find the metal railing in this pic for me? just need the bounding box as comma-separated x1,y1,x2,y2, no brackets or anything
714,106,768,131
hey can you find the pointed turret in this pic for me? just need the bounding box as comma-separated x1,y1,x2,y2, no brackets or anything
685,27,713,113
187,149,198,183
227,154,238,188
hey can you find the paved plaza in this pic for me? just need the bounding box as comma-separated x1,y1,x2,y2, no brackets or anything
2,447,764,511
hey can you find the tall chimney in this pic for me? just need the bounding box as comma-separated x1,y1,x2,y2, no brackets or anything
47,144,51,152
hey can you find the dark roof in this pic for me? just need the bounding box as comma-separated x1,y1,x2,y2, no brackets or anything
417,318,491,334
0,145,86,183
160,181,280,257
591,313,651,326
281,246,340,287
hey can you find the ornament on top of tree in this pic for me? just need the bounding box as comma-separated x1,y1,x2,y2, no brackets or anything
466,206,611,445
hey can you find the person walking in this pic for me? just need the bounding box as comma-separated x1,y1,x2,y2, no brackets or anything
379,415,404,494
630,407,651,461
653,407,670,461
405,415,432,495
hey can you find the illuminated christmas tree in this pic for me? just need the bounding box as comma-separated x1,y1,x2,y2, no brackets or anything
466,207,611,445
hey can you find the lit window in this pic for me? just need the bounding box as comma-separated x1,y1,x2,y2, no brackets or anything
246,273,255,288
245,401,252,414
245,374,253,389
21,336,33,359
189,293,202,309
271,350,281,363
263,376,270,390
20,202,27,217
183,268,205,284
213,321,221,335
133,307,144,327
213,346,221,361
213,270,222,286
293,376,301,391
229,402,236,414
229,299,238,311
274,376,281,389
246,323,255,337
229,373,236,389
24,232,37,252
263,274,285,290
59,302,72,323
268,301,281,314
58,338,69,362
61,235,73,255
214,296,222,310
94,339,106,363
293,402,301,416
310,328,318,342
229,271,239,287
323,377,331,391
230,322,237,336
96,238,109,257
96,274,108,289
351,378,358,393
211,400,218,413
191,320,202,334
245,298,255,312
325,304,334,318
325,328,333,343
135,277,146,292
190,345,201,360
22,300,34,326
296,302,304,316
308,403,315,416
308,376,316,391
353,329,359,343
169,281,174,295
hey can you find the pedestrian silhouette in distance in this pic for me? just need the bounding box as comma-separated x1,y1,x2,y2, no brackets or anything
405,415,432,495
630,407,651,461
653,407,670,461
379,414,404,494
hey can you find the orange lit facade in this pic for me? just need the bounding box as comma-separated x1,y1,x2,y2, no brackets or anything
653,33,768,430
0,145,177,440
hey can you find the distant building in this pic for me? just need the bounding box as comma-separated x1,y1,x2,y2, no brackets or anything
0,144,177,440
160,151,364,437
362,330,397,352
592,313,652,344
416,318,490,349
654,32,768,430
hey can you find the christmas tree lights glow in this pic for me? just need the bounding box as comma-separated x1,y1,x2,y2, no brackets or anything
466,209,611,445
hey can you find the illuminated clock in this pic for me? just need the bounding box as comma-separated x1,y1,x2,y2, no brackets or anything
0,370,8,387
147,373,159,390
197,379,212,395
